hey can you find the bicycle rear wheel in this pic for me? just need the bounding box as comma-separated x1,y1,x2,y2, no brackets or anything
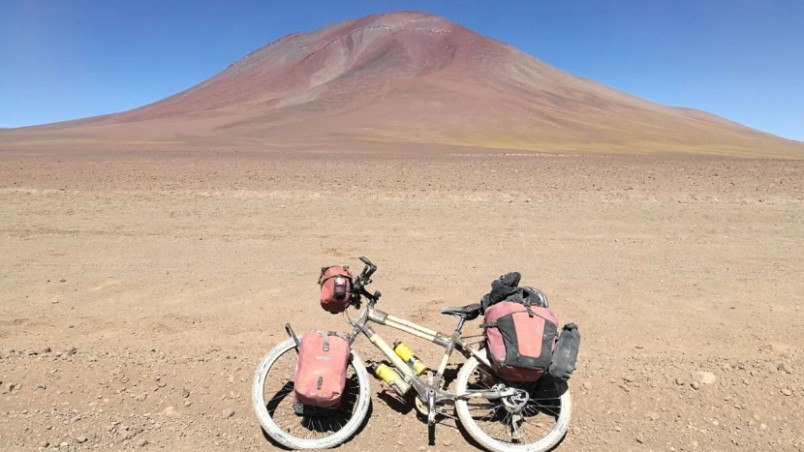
252,338,371,450
454,357,571,452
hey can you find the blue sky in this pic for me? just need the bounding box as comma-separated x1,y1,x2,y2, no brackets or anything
1,0,802,141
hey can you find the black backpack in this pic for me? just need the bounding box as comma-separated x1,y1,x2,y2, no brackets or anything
480,272,548,312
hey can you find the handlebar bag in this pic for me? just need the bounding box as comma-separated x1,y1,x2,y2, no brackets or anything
294,331,351,408
318,266,353,314
482,301,559,382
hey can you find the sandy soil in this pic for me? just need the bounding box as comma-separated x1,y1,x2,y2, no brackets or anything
1,149,803,451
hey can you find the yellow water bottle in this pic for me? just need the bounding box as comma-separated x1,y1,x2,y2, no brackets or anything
393,341,428,375
373,363,411,396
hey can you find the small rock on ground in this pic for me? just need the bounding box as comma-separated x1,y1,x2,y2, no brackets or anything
691,371,716,385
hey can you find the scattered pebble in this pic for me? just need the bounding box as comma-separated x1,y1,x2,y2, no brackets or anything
691,371,716,386
223,409,235,419
781,388,793,396
777,363,794,374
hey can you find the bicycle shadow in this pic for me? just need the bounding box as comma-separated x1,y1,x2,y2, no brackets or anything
376,390,415,414
454,374,570,452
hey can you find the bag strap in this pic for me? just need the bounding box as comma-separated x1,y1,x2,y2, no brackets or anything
319,273,348,285
523,298,534,317
322,331,330,352
332,275,349,300
319,330,350,350
319,269,352,286
480,308,553,329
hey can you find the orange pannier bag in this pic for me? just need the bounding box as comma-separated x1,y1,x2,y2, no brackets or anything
294,331,351,408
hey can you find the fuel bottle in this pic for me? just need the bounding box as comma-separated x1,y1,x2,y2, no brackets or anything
393,341,428,375
371,362,410,396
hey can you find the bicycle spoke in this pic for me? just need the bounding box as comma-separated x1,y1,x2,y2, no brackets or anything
456,358,567,448
265,387,293,405
257,343,367,443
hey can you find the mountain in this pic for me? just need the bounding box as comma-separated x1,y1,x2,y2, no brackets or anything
1,11,802,157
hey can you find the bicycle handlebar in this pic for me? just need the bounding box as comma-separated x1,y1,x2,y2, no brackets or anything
358,256,376,279
352,256,380,304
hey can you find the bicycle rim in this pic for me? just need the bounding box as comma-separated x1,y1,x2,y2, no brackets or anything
252,338,371,450
455,357,572,452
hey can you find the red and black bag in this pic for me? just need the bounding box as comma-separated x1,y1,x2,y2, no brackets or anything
483,301,559,382
318,266,353,314
294,331,351,408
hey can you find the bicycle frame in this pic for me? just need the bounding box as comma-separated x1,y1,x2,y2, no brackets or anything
344,301,515,406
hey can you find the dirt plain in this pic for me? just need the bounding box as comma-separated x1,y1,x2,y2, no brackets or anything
1,148,803,451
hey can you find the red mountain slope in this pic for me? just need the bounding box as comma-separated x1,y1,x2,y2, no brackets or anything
2,11,802,157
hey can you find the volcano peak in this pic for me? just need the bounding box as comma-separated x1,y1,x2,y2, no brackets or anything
1,11,801,158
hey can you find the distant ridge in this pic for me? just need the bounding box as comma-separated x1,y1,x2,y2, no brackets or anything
1,10,802,157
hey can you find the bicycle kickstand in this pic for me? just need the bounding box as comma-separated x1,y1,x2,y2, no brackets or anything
426,388,437,445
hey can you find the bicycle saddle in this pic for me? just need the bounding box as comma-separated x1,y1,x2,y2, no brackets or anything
440,303,482,321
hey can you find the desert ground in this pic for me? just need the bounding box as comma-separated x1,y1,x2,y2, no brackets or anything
1,149,803,451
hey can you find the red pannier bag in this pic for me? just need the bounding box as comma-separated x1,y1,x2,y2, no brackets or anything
294,331,351,408
318,266,353,314
483,301,559,382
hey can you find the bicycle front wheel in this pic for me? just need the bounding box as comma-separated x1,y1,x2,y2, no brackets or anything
455,357,572,452
252,337,371,450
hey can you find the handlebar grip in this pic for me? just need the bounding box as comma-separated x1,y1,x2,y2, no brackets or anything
358,256,377,276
